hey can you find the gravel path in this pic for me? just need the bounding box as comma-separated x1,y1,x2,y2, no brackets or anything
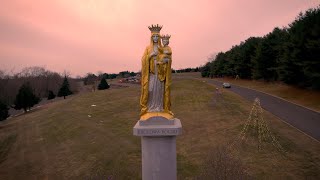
202,78,320,142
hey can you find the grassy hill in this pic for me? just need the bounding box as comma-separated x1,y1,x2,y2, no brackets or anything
0,75,319,179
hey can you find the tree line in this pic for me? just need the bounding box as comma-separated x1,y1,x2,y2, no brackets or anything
0,68,139,120
82,71,136,86
0,67,77,121
201,7,320,90
172,67,200,73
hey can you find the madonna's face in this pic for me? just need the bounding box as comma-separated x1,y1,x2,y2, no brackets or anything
152,34,159,43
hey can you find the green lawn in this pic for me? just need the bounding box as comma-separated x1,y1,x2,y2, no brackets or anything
0,76,319,179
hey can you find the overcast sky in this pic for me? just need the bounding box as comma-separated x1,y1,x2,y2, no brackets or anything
0,0,318,77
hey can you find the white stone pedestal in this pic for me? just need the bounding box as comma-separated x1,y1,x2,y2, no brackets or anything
133,118,182,180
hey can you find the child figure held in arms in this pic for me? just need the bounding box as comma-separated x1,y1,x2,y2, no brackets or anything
157,34,172,82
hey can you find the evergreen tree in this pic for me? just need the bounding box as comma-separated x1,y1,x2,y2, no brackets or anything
211,52,227,77
252,39,276,80
252,28,287,81
98,78,110,90
201,62,211,77
280,8,320,89
47,90,56,100
206,7,320,89
58,76,73,99
101,73,109,79
236,37,261,79
13,82,40,112
0,100,9,121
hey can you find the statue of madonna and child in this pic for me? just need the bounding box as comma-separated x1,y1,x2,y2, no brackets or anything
140,24,174,121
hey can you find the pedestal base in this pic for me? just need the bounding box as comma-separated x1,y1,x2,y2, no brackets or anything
133,118,182,180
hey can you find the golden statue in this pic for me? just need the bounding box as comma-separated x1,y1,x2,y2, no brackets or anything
140,24,173,120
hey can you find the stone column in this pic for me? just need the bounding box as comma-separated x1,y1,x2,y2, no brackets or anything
133,117,182,180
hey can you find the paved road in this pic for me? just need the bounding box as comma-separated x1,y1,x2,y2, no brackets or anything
202,79,320,142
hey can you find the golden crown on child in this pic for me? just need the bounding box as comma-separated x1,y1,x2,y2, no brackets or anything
148,24,162,33
161,34,171,39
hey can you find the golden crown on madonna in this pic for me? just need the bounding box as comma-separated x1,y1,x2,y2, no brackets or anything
148,24,162,33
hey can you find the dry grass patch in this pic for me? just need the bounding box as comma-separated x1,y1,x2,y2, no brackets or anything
0,77,318,179
172,78,320,179
0,88,141,179
0,134,17,164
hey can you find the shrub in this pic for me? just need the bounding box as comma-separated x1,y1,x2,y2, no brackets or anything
98,78,110,90
47,90,56,100
13,82,40,112
0,100,9,121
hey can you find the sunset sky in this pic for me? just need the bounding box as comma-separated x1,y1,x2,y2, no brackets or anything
0,0,318,77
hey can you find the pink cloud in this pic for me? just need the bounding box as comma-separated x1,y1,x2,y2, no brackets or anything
0,0,318,76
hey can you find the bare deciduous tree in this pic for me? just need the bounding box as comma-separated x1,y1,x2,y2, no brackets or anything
0,66,79,105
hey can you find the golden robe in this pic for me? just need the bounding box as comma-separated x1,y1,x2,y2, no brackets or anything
140,33,173,117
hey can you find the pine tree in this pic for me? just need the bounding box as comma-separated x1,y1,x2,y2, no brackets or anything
58,76,73,99
201,62,211,77
0,100,9,121
207,7,319,89
13,82,40,112
98,78,110,90
47,90,56,100
279,8,320,89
